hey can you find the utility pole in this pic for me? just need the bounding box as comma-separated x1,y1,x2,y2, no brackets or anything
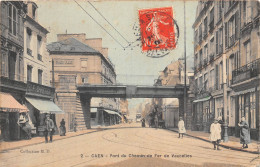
183,0,187,125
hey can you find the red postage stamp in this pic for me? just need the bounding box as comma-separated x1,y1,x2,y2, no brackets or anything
139,7,176,52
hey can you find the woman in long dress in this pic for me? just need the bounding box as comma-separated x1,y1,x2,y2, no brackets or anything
238,117,250,148
178,117,186,138
209,119,221,150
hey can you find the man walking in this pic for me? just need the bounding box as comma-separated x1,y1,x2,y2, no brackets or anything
44,114,55,143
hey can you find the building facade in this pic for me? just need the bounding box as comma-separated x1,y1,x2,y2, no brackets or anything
193,1,260,140
0,1,27,140
47,33,119,130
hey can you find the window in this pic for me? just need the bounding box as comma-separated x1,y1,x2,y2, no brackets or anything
32,5,36,19
27,28,32,56
38,69,42,84
81,76,88,84
199,24,202,42
203,17,207,36
37,35,42,54
210,37,214,55
210,69,214,89
215,64,219,89
8,3,18,35
194,30,198,45
244,41,251,64
229,16,235,46
81,59,87,70
204,73,208,90
225,22,228,48
199,49,203,65
219,62,223,88
199,76,203,89
204,44,208,61
27,65,32,82
209,8,214,30
8,51,16,80
218,1,222,20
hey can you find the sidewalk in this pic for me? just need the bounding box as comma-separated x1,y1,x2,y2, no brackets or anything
168,128,260,154
0,124,125,152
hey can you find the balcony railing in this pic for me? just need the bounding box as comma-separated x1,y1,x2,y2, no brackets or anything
0,75,27,92
229,35,235,47
27,48,32,56
232,58,260,84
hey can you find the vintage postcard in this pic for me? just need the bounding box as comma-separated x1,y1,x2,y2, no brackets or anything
0,0,260,166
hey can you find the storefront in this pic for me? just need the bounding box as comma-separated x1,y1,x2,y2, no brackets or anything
0,92,29,141
25,97,64,136
193,96,211,132
232,87,258,140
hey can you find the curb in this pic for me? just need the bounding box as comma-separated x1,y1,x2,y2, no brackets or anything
0,128,107,153
167,129,258,154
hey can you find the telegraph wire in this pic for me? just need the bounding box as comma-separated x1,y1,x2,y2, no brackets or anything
87,1,130,45
74,0,125,49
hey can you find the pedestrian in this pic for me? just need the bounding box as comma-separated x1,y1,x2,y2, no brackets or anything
209,118,221,150
18,113,32,140
154,115,158,129
141,118,146,127
59,119,66,136
44,114,55,143
178,117,186,138
238,117,250,148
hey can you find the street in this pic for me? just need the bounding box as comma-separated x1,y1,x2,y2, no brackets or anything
1,123,259,167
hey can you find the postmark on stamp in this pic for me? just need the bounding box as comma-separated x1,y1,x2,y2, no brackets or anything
138,7,177,52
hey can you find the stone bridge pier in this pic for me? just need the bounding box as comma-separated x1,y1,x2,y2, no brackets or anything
80,95,91,129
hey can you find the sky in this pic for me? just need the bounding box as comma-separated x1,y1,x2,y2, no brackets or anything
37,0,198,110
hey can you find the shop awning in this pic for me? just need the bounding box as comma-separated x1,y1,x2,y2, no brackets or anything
26,97,64,114
0,92,28,112
104,110,122,117
193,96,211,103
91,108,97,113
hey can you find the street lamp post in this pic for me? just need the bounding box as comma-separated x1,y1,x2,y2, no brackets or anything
221,2,228,142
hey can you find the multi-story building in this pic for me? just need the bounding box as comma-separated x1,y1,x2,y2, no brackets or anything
23,2,50,86
22,2,62,136
47,33,119,130
193,1,259,140
0,1,27,141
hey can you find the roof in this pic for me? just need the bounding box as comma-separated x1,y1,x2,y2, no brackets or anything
26,15,49,34
47,38,100,55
